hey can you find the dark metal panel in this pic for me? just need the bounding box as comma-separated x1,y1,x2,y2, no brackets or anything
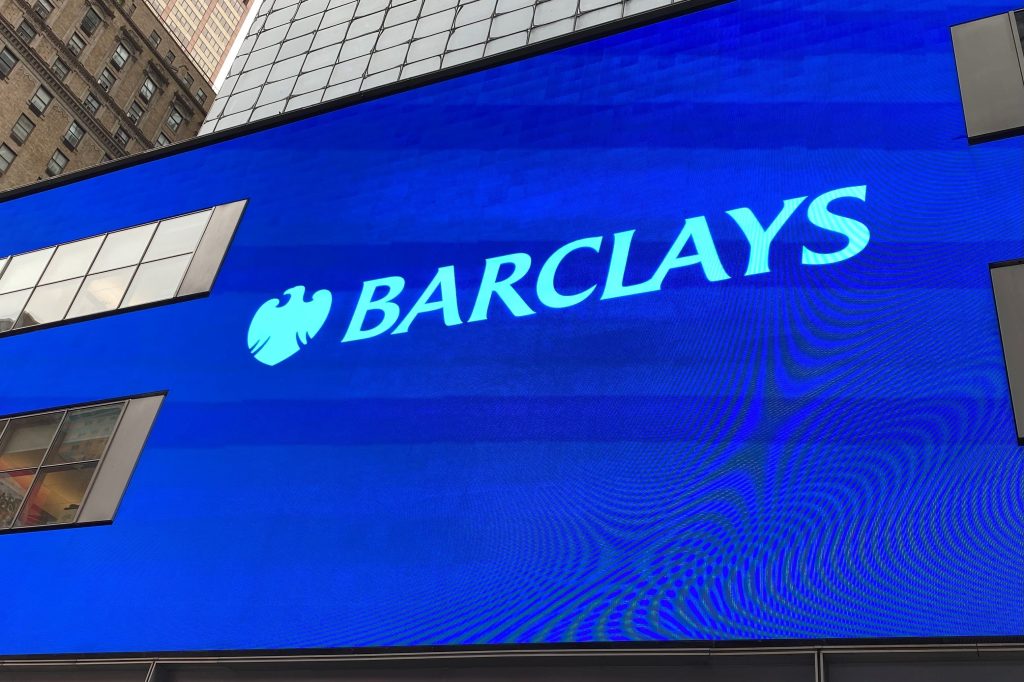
951,13,1024,142
177,199,248,298
990,262,1024,442
77,394,165,524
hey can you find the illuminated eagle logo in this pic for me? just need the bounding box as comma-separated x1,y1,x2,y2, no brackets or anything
247,286,332,366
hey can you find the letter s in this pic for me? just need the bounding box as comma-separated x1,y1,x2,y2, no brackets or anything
801,185,869,266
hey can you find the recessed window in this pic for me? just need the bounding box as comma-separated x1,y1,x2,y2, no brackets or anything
156,132,170,147
67,31,86,56
183,71,193,87
139,76,156,102
196,89,206,105
16,20,37,44
110,42,129,70
52,57,69,82
148,30,160,47
0,47,19,78
80,7,101,36
165,51,175,63
45,149,68,177
166,106,183,131
0,394,165,533
10,115,35,145
127,100,144,124
33,0,54,19
83,92,100,115
97,67,115,92
0,144,15,175
0,200,245,333
63,121,85,150
28,85,51,114
113,126,129,147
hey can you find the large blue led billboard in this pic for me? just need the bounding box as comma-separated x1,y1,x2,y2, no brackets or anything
0,0,1021,655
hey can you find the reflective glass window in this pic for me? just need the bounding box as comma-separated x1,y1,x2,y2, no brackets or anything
67,266,134,318
144,210,211,261
0,470,33,527
42,403,123,466
15,462,97,528
40,236,103,284
0,248,53,293
0,413,63,471
15,278,83,328
91,223,154,272
121,255,190,308
0,289,31,331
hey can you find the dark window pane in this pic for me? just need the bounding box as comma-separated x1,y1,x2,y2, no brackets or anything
0,412,63,471
66,266,134,318
0,289,31,331
0,47,19,77
17,21,37,43
80,7,101,35
15,461,97,528
42,403,123,466
29,86,51,114
15,278,83,328
121,254,190,308
0,470,34,528
11,114,35,145
67,32,86,56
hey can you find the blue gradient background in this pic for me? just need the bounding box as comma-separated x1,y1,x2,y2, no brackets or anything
0,0,1021,654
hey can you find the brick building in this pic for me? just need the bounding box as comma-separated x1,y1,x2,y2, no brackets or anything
0,0,214,190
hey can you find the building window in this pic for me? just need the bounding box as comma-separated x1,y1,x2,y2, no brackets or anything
148,30,160,47
63,121,85,150
0,144,15,174
97,67,115,92
0,200,246,333
33,0,54,19
127,100,144,124
0,394,165,532
83,92,100,115
28,85,51,114
113,126,129,147
156,132,170,147
0,47,17,78
52,57,69,82
67,32,86,56
139,76,156,102
196,89,206,105
165,51,175,63
10,115,35,145
166,106,183,132
45,149,68,177
183,71,193,87
16,20,37,44
110,42,129,70
80,7,102,36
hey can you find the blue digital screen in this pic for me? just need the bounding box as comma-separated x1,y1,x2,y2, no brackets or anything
0,0,1022,655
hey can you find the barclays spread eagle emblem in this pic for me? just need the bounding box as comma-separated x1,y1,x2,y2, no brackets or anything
247,286,332,366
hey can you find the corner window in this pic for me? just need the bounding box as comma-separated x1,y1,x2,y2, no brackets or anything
52,57,69,82
28,85,51,114
139,76,156,102
0,47,19,78
97,67,115,92
45,148,68,177
113,126,129,147
80,7,101,36
10,115,35,145
33,0,54,19
63,121,85,150
67,32,86,56
0,200,246,333
166,106,183,131
16,20,37,44
83,92,100,115
0,394,165,533
0,144,15,174
110,42,129,70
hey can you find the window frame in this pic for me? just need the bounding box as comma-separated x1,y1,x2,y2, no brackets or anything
110,41,130,70
80,6,102,36
28,85,51,114
52,56,70,82
166,106,184,131
45,148,68,177
63,121,85,150
83,91,101,115
97,66,116,92
67,31,87,56
32,0,54,19
10,114,35,146
16,20,37,44
0,143,16,174
0,47,20,78
139,76,156,102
